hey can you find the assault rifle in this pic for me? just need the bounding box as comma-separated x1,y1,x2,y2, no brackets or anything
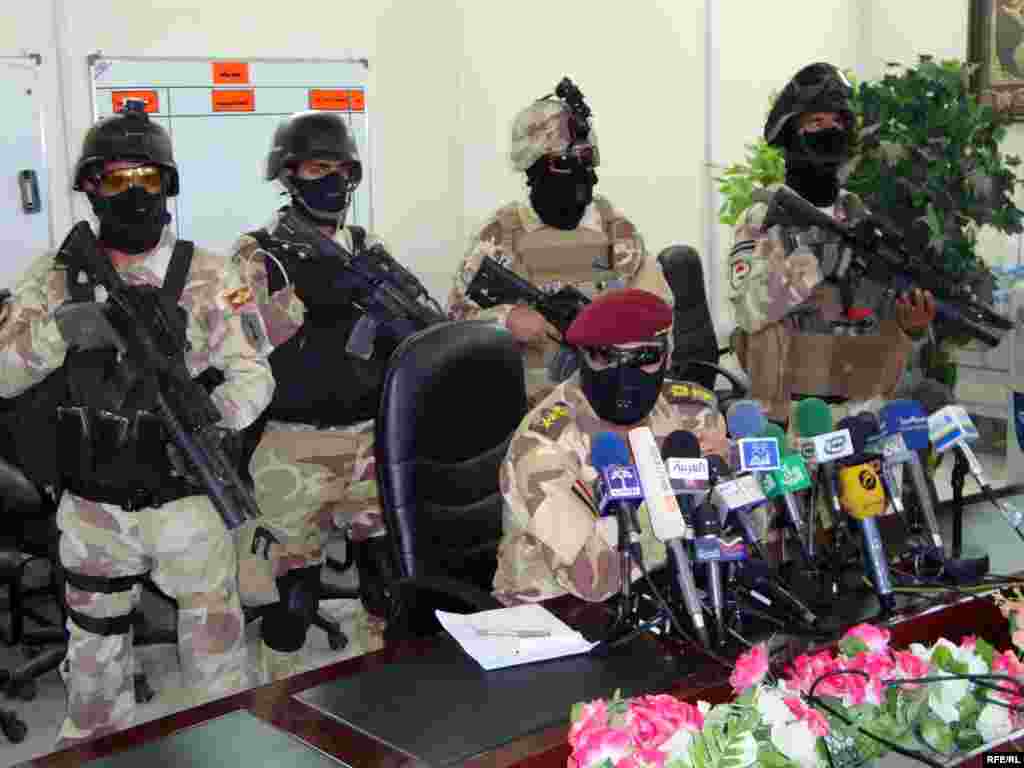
268,209,446,359
465,254,591,337
56,222,261,531
756,184,1014,347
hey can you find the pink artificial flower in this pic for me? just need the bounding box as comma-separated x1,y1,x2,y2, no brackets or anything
893,650,930,689
572,727,633,768
787,651,845,697
783,698,831,737
615,748,668,768
730,643,770,693
846,651,896,681
627,695,703,749
569,700,609,749
844,623,891,653
991,650,1024,705
960,636,977,652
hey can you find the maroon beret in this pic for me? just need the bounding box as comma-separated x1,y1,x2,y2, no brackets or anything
565,289,673,346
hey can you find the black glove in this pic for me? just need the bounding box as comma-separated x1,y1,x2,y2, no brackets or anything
56,222,105,275
290,257,354,311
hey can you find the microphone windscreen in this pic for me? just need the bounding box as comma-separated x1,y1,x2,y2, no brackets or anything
795,398,833,438
661,430,701,461
759,422,791,457
591,431,632,474
727,400,766,439
879,400,930,452
836,415,874,458
706,454,731,481
910,379,955,415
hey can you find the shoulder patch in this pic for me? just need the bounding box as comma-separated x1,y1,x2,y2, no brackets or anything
221,285,255,311
664,381,718,410
530,402,572,440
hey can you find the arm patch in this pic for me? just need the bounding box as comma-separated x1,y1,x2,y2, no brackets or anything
529,402,572,440
664,381,718,411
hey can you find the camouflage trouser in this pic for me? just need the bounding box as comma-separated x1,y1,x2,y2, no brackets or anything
55,493,246,748
246,420,384,681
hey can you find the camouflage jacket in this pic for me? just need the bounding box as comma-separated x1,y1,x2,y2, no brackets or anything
229,209,392,356
448,195,669,327
0,228,274,431
728,188,871,335
494,376,730,605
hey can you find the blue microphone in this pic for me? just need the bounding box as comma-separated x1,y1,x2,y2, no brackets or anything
591,432,644,606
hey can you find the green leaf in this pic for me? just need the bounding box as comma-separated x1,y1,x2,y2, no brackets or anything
931,645,955,672
918,714,955,753
570,702,583,722
974,637,996,667
839,636,870,657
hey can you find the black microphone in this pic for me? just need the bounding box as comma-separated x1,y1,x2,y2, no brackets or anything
661,430,720,645
657,245,719,390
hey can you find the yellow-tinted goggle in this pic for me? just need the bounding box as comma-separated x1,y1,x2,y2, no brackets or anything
96,166,163,196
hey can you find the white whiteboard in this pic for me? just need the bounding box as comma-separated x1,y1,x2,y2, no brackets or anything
90,56,373,254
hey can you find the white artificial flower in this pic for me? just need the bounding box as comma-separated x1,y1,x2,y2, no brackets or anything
697,700,712,717
659,728,694,764
909,643,931,661
929,677,970,724
770,720,820,768
978,703,1014,744
756,688,792,729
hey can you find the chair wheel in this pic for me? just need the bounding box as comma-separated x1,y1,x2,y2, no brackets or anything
327,632,348,652
0,710,27,743
8,678,36,702
134,674,156,704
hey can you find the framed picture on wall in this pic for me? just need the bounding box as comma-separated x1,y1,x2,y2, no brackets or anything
970,0,1024,118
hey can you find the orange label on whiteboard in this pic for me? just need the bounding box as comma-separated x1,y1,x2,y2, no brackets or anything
212,62,250,84
212,90,255,112
111,90,159,113
309,89,350,111
349,89,365,112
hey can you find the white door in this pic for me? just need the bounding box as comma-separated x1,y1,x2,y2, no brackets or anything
0,57,52,290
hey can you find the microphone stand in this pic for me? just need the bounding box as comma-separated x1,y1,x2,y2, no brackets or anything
607,506,644,641
951,449,969,560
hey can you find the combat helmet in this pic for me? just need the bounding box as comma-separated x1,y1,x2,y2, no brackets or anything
73,100,179,195
509,81,600,173
265,111,363,184
764,63,854,147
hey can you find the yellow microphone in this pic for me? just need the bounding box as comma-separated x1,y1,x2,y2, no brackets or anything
838,464,886,520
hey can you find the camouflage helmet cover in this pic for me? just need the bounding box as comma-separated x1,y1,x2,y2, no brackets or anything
509,99,600,172
764,63,854,146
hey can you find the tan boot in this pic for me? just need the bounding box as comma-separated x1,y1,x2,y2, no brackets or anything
259,640,304,683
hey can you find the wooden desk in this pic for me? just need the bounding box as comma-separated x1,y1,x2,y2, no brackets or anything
15,593,1011,768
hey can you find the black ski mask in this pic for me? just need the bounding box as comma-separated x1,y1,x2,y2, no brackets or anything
89,187,170,254
290,173,351,224
784,126,850,207
528,160,597,230
580,353,667,425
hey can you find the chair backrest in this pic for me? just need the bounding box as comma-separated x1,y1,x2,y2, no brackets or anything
658,245,720,390
375,320,528,595
0,457,44,518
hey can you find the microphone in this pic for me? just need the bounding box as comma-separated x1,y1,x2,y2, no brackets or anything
660,430,720,645
657,246,719,390
722,400,782,559
871,400,944,552
631,427,711,648
928,404,1024,543
836,416,896,613
759,422,813,564
591,432,644,609
794,398,854,560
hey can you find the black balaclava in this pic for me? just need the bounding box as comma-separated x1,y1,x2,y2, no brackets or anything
580,353,667,425
89,186,169,254
289,172,351,226
783,121,850,207
527,159,598,230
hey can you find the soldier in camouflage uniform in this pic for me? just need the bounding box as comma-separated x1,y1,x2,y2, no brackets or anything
495,289,730,604
448,81,672,401
727,63,936,427
0,104,271,747
230,111,392,682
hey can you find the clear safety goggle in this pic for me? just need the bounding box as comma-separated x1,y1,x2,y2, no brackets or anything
95,166,163,196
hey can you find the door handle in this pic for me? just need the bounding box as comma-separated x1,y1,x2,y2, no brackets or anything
18,170,41,214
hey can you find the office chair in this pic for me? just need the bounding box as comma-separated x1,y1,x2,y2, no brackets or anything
374,320,528,638
658,245,749,410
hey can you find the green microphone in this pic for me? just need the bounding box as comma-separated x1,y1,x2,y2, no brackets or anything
759,422,812,564
794,397,848,562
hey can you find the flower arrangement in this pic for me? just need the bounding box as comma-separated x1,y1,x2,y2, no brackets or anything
567,623,1024,768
